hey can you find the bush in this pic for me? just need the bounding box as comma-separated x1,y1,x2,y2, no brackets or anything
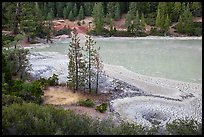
166,118,202,135
95,102,107,113
54,27,71,36
47,74,59,86
78,98,95,107
2,102,154,135
2,94,24,107
8,79,44,104
2,103,96,135
2,35,15,47
149,27,165,36
77,21,81,26
145,17,156,26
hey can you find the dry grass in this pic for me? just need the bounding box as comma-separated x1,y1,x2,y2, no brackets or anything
43,86,84,106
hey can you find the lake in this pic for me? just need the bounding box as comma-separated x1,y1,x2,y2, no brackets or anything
30,36,202,84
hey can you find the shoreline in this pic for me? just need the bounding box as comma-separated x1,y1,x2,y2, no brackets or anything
23,34,202,48
26,41,202,129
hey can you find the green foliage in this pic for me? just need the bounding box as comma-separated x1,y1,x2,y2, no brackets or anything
2,94,24,107
166,118,202,135
95,102,107,113
2,35,15,47
78,5,85,21
78,98,95,107
125,11,132,33
2,102,202,135
68,10,74,21
47,74,59,86
93,2,104,33
149,27,165,36
54,27,71,36
114,2,121,21
3,48,31,79
6,79,44,104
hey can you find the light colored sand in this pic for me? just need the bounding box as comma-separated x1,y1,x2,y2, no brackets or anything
103,64,202,127
112,96,202,127
103,64,202,99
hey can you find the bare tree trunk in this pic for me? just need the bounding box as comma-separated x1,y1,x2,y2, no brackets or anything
88,48,91,93
96,71,99,94
75,43,78,92
27,36,30,43
14,2,20,34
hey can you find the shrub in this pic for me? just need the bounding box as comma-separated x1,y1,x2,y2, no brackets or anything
95,102,107,113
149,27,165,36
165,118,202,135
2,94,24,107
78,98,95,107
47,74,59,86
2,103,95,135
54,28,71,36
8,79,44,104
77,21,81,26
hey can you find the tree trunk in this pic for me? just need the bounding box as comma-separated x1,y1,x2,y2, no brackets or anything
88,46,91,93
14,2,20,34
96,71,99,94
75,45,78,92
27,36,30,43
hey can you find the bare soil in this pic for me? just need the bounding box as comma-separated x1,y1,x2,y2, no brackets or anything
42,86,111,121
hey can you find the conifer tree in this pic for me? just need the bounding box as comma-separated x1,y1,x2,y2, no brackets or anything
84,35,97,93
69,10,74,21
125,11,132,33
140,13,146,32
114,2,121,21
93,2,104,33
78,5,85,21
67,31,83,92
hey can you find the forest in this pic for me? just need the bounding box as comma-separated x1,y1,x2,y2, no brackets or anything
2,2,202,41
2,2,202,135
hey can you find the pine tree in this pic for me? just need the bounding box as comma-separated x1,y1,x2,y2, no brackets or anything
63,6,68,19
73,3,78,18
114,2,121,21
93,2,104,33
172,2,181,22
78,5,85,21
107,2,115,19
84,2,92,16
68,10,74,21
85,35,97,93
129,2,137,20
125,11,132,32
184,5,193,35
20,2,38,42
164,14,170,35
95,48,103,94
140,13,146,32
67,31,84,92
133,10,140,33
156,8,161,29
177,15,184,33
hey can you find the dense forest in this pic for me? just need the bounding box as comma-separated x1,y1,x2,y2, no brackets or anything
2,2,202,41
2,2,202,135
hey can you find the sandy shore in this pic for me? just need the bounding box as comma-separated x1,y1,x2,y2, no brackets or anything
103,64,202,127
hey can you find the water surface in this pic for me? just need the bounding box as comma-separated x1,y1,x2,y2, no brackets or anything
30,37,202,84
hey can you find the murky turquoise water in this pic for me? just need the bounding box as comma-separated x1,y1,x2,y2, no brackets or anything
30,37,202,84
